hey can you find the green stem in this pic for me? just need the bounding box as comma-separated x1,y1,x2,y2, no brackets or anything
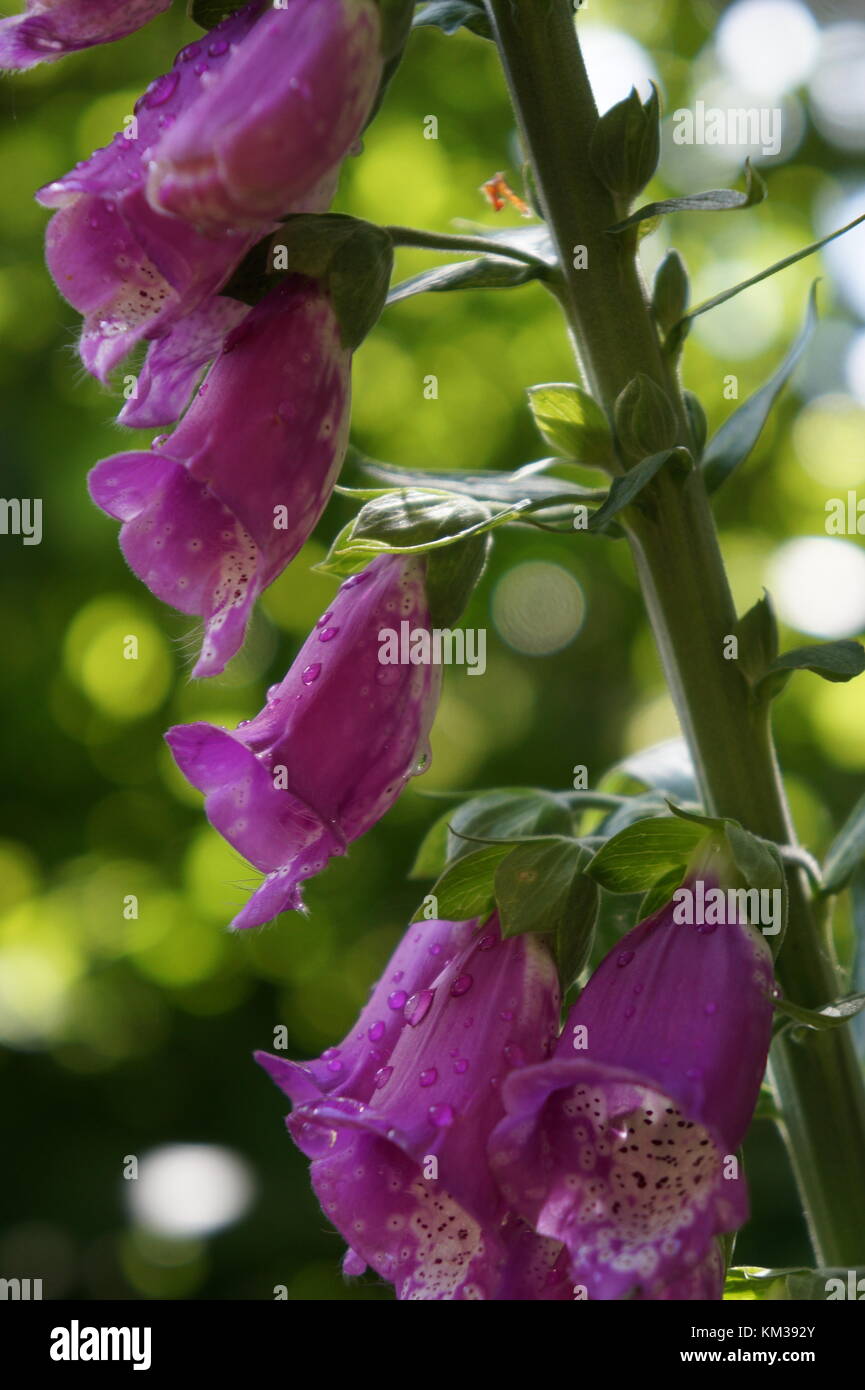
485,0,865,1265
385,225,545,267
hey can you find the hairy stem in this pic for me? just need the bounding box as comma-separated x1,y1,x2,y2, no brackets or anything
485,0,865,1265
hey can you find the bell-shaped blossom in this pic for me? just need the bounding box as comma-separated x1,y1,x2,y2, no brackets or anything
489,872,775,1300
35,4,337,394
166,553,442,927
257,915,573,1299
89,274,350,678
147,0,383,229
0,0,170,69
35,5,269,383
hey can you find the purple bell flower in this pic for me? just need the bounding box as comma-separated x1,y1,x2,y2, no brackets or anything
0,0,171,69
166,553,442,927
89,275,350,678
488,869,775,1300
35,4,334,394
147,0,383,229
257,915,573,1300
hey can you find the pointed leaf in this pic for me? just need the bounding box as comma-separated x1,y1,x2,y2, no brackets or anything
387,254,540,305
756,639,865,698
609,159,766,234
773,992,865,1031
822,791,865,895
702,284,818,493
587,449,686,533
586,816,706,894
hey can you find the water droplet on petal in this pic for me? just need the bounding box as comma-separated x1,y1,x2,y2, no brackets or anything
387,990,407,1011
208,38,229,56
616,950,635,967
504,1043,525,1067
145,71,179,107
341,572,370,590
392,971,404,983
326,1059,343,1074
404,989,435,1026
301,663,321,685
429,942,442,956
429,1103,454,1128
315,612,333,628
368,1020,385,1042
478,933,496,951
450,973,473,997
419,1067,438,1088
374,1066,393,1089
453,1058,469,1074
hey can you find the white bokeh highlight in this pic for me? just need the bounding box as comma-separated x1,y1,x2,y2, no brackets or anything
127,1144,255,1239
492,562,585,656
768,538,865,639
716,0,819,98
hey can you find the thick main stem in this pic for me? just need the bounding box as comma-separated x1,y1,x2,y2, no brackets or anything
485,0,865,1264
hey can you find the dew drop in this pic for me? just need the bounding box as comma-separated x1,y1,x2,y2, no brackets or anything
368,1020,385,1042
301,663,321,685
145,71,179,107
387,990,407,1011
315,612,333,628
453,1058,469,1074
450,973,473,997
374,1066,393,1089
404,989,435,1026
419,1067,438,1088
504,1043,525,1067
478,933,496,951
341,572,370,590
326,1059,343,1074
208,38,229,56
616,950,635,967
429,1103,454,1128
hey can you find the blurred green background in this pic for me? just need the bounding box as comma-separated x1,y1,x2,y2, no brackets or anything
1,0,864,1299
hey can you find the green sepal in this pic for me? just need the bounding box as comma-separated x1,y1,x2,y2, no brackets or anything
527,382,615,468
590,85,660,204
614,374,679,463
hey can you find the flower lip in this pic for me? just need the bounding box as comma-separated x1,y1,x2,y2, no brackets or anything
489,1055,747,1302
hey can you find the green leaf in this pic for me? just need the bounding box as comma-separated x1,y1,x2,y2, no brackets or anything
357,455,603,506
425,531,489,627
609,159,767,234
315,488,523,578
590,85,660,203
609,738,698,803
773,991,865,1032
756,640,865,698
639,865,686,918
224,214,393,350
683,391,707,456
411,789,574,878
674,208,865,332
526,383,615,468
614,376,679,463
189,0,240,28
702,284,818,493
412,844,512,923
412,0,492,38
822,791,865,895
495,837,588,935
587,449,685,534
586,817,705,894
724,1266,865,1300
387,254,541,305
735,592,779,686
651,250,690,334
